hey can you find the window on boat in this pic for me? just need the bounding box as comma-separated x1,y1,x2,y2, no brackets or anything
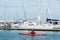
28,24,34,26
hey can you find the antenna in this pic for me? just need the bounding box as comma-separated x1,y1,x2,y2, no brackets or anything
21,0,26,19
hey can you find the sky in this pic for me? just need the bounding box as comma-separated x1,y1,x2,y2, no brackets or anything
0,0,60,22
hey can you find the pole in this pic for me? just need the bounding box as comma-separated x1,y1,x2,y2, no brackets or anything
38,0,41,23
46,0,52,19
21,0,26,19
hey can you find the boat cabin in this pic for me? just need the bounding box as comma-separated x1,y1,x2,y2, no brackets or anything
46,18,59,25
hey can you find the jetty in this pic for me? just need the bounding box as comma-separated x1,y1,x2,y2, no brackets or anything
0,28,60,31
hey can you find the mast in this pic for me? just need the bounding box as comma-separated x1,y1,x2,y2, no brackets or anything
21,0,26,19
38,0,41,23
46,0,52,19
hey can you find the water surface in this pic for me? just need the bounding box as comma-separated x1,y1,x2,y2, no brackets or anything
0,30,60,40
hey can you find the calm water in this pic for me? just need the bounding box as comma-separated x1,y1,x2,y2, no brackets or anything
0,30,60,40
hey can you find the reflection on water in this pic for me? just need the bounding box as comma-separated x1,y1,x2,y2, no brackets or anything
0,30,60,40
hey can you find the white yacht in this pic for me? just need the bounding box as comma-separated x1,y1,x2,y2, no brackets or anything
10,0,60,30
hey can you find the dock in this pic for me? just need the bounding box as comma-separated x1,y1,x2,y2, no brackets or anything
0,28,60,31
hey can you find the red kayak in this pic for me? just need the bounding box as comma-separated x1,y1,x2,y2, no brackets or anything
19,32,46,36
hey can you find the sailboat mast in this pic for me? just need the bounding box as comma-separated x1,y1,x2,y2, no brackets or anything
39,0,41,18
38,0,41,23
46,0,52,19
21,0,26,19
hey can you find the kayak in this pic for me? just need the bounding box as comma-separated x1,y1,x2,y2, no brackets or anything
19,32,46,36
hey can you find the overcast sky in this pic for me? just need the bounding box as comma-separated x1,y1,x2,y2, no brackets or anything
0,0,60,22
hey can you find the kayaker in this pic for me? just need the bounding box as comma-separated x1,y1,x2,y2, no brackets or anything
31,30,35,34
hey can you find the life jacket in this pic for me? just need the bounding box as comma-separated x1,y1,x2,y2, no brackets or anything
31,31,35,34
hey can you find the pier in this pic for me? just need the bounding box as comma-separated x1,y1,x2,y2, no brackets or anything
0,28,60,31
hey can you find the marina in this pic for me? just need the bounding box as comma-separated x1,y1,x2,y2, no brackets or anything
0,0,60,40
0,18,60,31
0,0,60,30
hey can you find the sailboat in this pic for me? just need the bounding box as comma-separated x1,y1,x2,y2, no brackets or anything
11,0,60,31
